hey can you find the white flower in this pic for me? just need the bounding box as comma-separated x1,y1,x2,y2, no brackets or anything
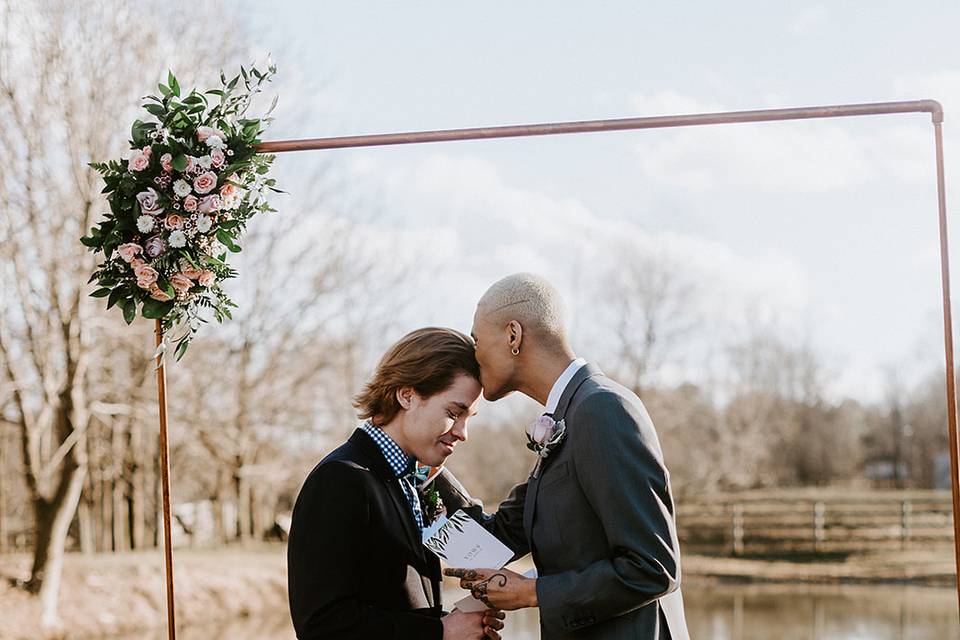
136,215,156,233
205,135,226,150
195,215,213,233
222,192,242,210
168,230,187,248
197,155,213,169
173,179,191,198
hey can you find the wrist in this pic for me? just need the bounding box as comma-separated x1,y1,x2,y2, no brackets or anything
527,578,539,607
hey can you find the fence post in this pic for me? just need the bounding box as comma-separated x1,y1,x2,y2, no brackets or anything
732,503,744,556
901,499,913,550
813,501,826,553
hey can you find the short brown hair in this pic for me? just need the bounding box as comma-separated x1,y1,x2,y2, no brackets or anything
354,327,480,426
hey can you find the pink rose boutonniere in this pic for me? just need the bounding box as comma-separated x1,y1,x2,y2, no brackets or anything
526,414,567,477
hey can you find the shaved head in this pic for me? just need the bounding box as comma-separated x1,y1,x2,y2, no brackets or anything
476,273,568,350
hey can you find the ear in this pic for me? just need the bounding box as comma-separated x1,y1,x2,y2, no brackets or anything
507,320,523,351
396,386,417,410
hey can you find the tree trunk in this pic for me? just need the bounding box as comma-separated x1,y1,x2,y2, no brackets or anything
27,457,87,616
127,419,145,550
249,483,261,542
111,420,127,552
0,432,6,554
76,484,95,555
235,470,250,543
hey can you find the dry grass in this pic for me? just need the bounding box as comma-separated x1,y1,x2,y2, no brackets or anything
0,546,289,640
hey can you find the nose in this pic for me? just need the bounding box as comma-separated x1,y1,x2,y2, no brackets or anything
451,419,469,443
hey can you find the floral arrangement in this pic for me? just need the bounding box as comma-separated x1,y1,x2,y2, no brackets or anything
81,63,280,360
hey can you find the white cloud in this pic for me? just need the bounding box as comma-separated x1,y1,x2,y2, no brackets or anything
627,90,930,192
343,151,811,353
791,6,828,35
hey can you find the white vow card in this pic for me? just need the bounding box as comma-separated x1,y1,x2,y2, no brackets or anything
423,510,514,569
423,509,533,613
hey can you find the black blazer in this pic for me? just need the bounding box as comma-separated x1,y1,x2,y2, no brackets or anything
287,429,444,640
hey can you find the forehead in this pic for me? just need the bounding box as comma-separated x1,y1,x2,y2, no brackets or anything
436,374,481,404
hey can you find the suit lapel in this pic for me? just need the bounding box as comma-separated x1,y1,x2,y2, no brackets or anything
523,363,603,545
350,430,428,564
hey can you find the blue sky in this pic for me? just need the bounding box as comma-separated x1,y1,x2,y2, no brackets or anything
237,1,960,401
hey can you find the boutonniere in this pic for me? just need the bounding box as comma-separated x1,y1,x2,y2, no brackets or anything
412,464,446,525
527,415,567,477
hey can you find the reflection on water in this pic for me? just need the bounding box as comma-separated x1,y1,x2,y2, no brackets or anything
115,582,960,640
685,582,960,640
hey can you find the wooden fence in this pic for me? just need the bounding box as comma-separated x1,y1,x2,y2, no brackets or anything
677,490,956,556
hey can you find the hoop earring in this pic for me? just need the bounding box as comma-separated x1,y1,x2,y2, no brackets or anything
511,348,520,356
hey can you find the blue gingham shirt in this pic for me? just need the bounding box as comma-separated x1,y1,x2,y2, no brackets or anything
361,422,425,533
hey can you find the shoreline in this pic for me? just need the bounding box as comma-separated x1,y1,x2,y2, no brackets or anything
1,546,956,639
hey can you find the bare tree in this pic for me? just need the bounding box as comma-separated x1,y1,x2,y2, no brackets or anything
0,0,246,626
596,245,701,398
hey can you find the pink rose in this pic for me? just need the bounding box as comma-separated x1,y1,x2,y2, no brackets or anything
210,148,226,168
130,257,146,269
185,156,196,174
149,284,172,302
117,242,142,263
198,195,221,213
219,182,236,197
133,264,159,289
182,195,198,212
198,270,215,287
193,171,217,195
181,266,203,280
136,188,163,215
527,415,556,445
142,146,152,156
169,273,193,295
160,153,173,173
163,214,184,230
196,126,221,142
145,235,166,258
127,151,150,172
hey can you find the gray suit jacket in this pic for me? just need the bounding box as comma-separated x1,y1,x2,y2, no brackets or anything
438,364,689,640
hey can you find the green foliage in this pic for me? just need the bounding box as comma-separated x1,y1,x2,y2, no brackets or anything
82,62,280,361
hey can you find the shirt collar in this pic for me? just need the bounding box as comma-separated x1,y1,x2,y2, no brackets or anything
360,421,416,478
544,357,587,415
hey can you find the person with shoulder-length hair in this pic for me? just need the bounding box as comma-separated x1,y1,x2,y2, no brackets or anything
287,327,506,640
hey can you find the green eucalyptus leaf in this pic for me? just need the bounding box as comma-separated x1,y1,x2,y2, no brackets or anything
141,298,174,319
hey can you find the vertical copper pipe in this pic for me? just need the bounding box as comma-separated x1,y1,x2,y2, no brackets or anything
154,320,177,640
933,120,960,612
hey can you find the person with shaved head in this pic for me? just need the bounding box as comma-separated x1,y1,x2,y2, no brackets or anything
438,273,689,640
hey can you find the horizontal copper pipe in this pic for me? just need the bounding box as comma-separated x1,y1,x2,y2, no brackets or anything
255,99,943,153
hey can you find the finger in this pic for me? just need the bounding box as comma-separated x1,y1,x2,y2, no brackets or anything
483,617,505,631
444,568,484,580
484,610,506,620
483,628,502,640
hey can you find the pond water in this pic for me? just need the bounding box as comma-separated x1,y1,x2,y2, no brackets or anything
122,582,960,639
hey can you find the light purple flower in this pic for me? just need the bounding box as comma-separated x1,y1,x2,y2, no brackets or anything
137,187,164,215
145,235,167,258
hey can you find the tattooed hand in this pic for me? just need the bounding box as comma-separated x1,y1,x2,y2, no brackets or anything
444,567,539,611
